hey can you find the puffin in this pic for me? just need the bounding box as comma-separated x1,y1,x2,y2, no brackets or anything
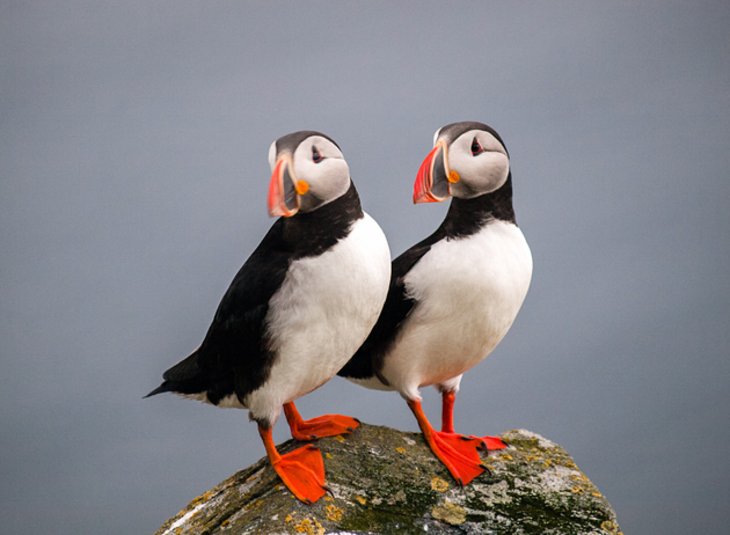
338,121,532,486
147,131,391,503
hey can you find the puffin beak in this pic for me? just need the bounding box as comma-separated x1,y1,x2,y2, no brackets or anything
413,140,455,204
268,157,300,217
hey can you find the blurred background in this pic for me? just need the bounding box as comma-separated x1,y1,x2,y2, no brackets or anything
1,1,728,533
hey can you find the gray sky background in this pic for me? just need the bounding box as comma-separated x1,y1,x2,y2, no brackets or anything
1,2,728,533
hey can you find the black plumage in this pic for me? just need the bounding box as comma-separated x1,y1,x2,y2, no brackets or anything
147,183,363,405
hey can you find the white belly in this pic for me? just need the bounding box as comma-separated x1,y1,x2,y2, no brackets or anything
245,214,390,423
381,220,532,399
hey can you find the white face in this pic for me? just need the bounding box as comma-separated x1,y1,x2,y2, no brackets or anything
269,135,351,214
445,129,510,199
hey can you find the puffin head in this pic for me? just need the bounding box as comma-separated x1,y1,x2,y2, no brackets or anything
413,121,510,204
267,131,350,217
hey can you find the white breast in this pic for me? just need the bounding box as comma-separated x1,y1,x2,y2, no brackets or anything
381,220,532,400
245,213,390,423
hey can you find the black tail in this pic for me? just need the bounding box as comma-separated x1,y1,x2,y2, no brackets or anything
144,382,172,398
144,350,203,399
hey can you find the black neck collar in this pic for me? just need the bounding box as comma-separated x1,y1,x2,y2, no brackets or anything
279,181,363,257
440,174,516,239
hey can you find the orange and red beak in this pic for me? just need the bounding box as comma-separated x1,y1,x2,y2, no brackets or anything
268,157,301,217
413,140,457,204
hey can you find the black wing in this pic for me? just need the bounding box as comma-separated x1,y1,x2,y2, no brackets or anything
338,228,445,381
147,184,366,402
147,220,292,403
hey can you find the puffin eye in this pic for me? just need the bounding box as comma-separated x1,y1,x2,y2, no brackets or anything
470,137,483,156
312,146,323,163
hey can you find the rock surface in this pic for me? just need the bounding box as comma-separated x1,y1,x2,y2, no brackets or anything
155,423,621,534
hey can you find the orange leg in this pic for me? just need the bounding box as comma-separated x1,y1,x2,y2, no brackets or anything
441,391,507,451
258,424,326,504
408,399,484,486
442,391,456,433
283,401,360,441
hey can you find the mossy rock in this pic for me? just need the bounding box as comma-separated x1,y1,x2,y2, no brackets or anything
155,424,621,534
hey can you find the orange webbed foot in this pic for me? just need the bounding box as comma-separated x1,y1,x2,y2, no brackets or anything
409,399,486,485
439,391,508,454
289,413,360,441
426,430,485,485
472,435,508,451
284,402,359,441
272,444,327,504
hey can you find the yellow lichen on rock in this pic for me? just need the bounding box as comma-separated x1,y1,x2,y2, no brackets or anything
354,495,367,506
395,446,407,454
430,476,450,492
293,517,325,535
325,504,343,522
431,500,467,526
600,519,621,534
